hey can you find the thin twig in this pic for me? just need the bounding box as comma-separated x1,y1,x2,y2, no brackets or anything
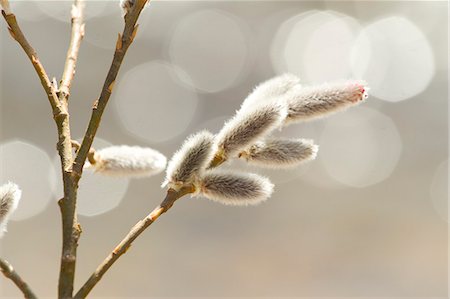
0,258,38,299
1,2,75,191
0,0,11,15
59,0,86,105
73,0,148,177
1,3,78,297
74,186,194,299
1,10,60,116
57,1,85,298
1,1,85,297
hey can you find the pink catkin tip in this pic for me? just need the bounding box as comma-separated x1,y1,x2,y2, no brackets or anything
359,86,365,94
352,82,368,102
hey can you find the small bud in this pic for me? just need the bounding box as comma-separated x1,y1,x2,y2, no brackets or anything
285,80,368,125
196,170,274,206
0,182,21,238
90,145,167,178
0,0,12,15
163,131,216,188
239,74,300,113
215,102,287,160
240,139,318,168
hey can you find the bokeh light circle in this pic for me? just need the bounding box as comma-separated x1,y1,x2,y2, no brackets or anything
271,11,314,76
113,60,199,144
0,140,54,221
272,10,361,83
276,121,344,190
169,9,249,93
6,1,46,21
277,121,344,188
52,138,130,217
36,0,112,23
83,12,123,50
351,16,435,102
77,172,129,217
195,115,230,135
351,1,444,38
319,107,402,188
430,160,448,223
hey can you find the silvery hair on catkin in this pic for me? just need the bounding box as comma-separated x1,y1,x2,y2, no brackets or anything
163,130,216,188
239,73,300,113
0,182,21,238
159,75,368,208
240,138,318,168
215,102,287,160
89,145,167,178
197,170,274,206
284,80,368,125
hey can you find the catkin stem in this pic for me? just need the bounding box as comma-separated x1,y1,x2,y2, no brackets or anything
74,186,194,298
209,154,226,168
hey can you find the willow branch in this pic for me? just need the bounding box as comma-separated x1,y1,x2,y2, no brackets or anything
74,186,194,299
57,1,85,298
59,0,85,105
0,258,38,299
1,4,79,297
72,0,148,178
1,1,86,297
1,9,60,116
0,3,75,172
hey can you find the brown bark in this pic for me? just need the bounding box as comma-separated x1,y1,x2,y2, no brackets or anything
0,258,37,299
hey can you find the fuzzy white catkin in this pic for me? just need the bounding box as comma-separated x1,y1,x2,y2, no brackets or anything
239,74,300,113
0,182,21,238
215,102,287,159
285,80,368,125
197,170,274,206
91,145,167,178
163,130,216,188
241,139,318,168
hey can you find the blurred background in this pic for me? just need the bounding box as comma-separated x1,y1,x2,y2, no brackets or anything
0,0,448,298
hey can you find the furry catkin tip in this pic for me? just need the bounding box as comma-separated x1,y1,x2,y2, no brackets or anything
241,138,318,168
0,182,21,238
284,80,369,125
197,170,274,206
215,102,288,160
239,73,300,113
91,145,167,178
164,131,216,189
